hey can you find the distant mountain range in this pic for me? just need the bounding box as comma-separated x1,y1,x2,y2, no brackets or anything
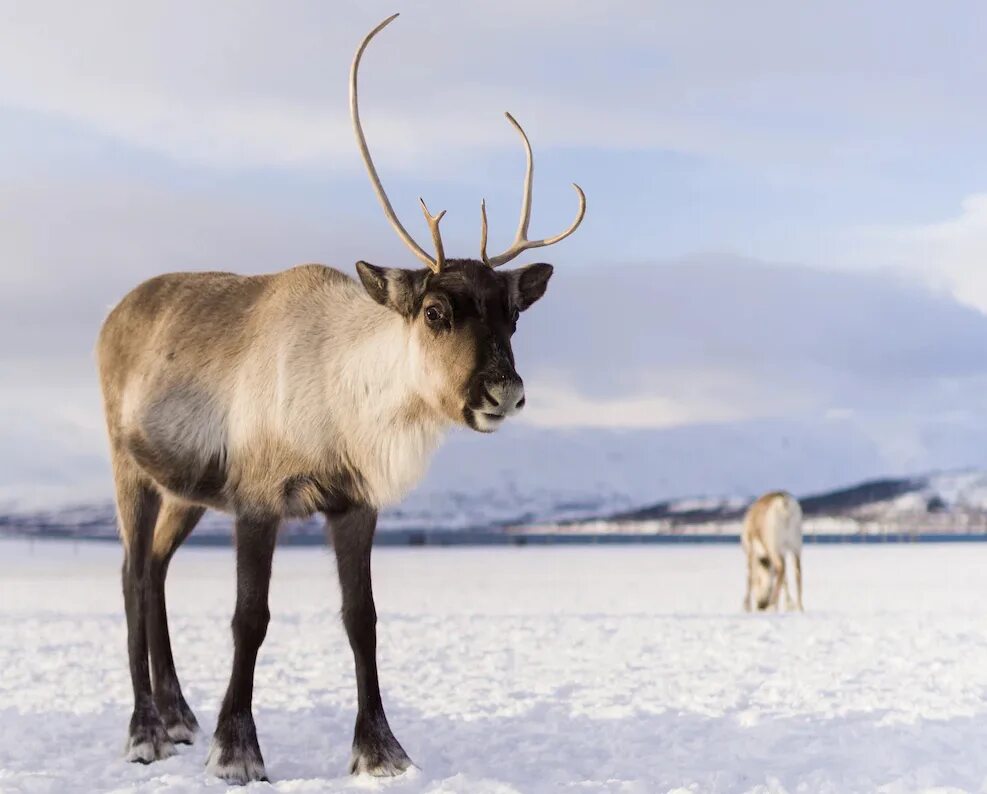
8,413,987,541
5,469,987,541
535,471,987,536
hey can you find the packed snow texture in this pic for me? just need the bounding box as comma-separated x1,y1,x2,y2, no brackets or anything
2,539,987,792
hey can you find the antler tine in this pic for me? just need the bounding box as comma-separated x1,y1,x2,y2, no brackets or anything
505,112,534,244
480,199,491,267
482,112,587,268
351,14,439,271
418,199,447,273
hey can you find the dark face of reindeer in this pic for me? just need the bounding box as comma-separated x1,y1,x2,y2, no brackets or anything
356,258,553,432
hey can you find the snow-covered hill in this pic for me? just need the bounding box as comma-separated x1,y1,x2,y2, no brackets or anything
8,409,987,539
7,467,987,541
541,470,987,536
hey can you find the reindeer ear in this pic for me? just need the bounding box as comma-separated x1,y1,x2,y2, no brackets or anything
356,261,427,317
508,263,554,311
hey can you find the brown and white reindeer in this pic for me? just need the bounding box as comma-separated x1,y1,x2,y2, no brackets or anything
96,14,585,785
742,491,804,612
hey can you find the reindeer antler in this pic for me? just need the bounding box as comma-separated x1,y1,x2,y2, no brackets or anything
351,14,447,273
480,112,586,268
418,199,446,272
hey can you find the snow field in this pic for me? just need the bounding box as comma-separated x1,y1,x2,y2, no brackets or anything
2,539,987,792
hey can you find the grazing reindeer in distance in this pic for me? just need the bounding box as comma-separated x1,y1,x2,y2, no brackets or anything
742,491,804,612
96,13,585,785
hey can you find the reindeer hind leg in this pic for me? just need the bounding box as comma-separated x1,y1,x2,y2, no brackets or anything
115,455,174,763
148,500,205,744
782,552,796,611
743,551,754,612
794,551,804,612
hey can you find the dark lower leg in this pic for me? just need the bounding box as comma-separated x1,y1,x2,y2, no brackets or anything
206,513,278,784
329,505,411,776
119,479,172,762
147,504,204,742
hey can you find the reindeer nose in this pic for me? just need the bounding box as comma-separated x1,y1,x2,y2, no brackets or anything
485,378,525,416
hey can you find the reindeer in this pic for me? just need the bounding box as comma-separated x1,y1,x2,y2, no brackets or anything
96,14,585,785
741,491,804,612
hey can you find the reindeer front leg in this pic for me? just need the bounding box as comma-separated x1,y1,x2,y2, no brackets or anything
206,512,278,784
327,505,412,776
743,551,754,612
769,555,787,611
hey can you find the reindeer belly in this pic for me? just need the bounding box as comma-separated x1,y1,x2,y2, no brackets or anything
124,382,231,508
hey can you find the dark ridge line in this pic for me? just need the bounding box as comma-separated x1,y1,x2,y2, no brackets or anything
597,475,925,525
6,528,987,547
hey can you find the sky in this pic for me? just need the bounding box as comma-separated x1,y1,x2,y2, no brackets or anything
4,1,987,504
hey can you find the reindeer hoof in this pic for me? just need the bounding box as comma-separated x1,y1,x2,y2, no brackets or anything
207,713,267,785
349,720,413,777
165,717,199,745
158,699,199,745
206,739,267,784
125,710,176,763
350,743,412,777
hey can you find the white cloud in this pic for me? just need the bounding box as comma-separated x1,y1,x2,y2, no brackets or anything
521,379,747,430
857,194,987,314
520,362,820,431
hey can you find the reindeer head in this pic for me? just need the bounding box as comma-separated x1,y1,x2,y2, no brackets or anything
351,15,585,433
751,553,775,611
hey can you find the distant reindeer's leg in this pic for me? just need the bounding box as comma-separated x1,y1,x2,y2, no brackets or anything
769,555,786,611
794,552,804,612
328,505,412,777
115,460,173,763
148,500,205,744
206,513,278,785
743,552,753,612
781,553,796,611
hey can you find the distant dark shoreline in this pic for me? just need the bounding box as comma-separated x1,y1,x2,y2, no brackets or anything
5,529,987,547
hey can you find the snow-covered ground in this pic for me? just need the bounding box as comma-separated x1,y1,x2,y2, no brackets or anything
2,539,987,793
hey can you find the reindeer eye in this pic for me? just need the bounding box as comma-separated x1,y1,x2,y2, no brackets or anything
512,308,520,324
424,305,443,324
